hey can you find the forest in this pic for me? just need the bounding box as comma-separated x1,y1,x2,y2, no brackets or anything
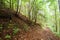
0,0,60,40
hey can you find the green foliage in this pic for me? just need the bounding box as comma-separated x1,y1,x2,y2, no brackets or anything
0,24,3,28
5,34,11,39
13,27,19,35
0,24,3,32
23,24,29,32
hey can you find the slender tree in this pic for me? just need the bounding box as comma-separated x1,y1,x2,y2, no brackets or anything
58,0,60,11
31,0,38,23
58,0,60,33
54,4,58,32
0,0,4,8
28,0,31,20
16,0,19,14
11,0,13,9
19,0,22,13
9,0,11,9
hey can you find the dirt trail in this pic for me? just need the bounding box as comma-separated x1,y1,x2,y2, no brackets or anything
14,27,60,40
12,13,60,40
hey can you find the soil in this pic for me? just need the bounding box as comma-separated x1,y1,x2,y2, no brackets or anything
0,8,60,40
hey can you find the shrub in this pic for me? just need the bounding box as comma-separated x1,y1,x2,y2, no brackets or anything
5,34,11,39
23,24,29,32
0,38,2,40
13,27,19,35
0,24,3,32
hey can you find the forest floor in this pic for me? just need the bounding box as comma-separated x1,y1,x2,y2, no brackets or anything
0,8,60,40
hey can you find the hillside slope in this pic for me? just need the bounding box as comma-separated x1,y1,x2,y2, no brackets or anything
0,8,60,40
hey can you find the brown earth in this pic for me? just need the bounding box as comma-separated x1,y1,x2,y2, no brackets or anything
0,8,60,40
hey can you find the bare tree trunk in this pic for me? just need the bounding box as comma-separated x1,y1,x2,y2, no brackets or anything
28,12,30,20
55,7,57,32
58,0,60,34
35,12,37,24
19,0,22,13
28,0,31,20
10,0,12,8
0,0,4,8
11,0,13,9
58,0,60,11
16,0,19,14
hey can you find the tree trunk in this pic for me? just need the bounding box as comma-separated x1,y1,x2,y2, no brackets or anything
16,0,19,14
55,8,57,32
